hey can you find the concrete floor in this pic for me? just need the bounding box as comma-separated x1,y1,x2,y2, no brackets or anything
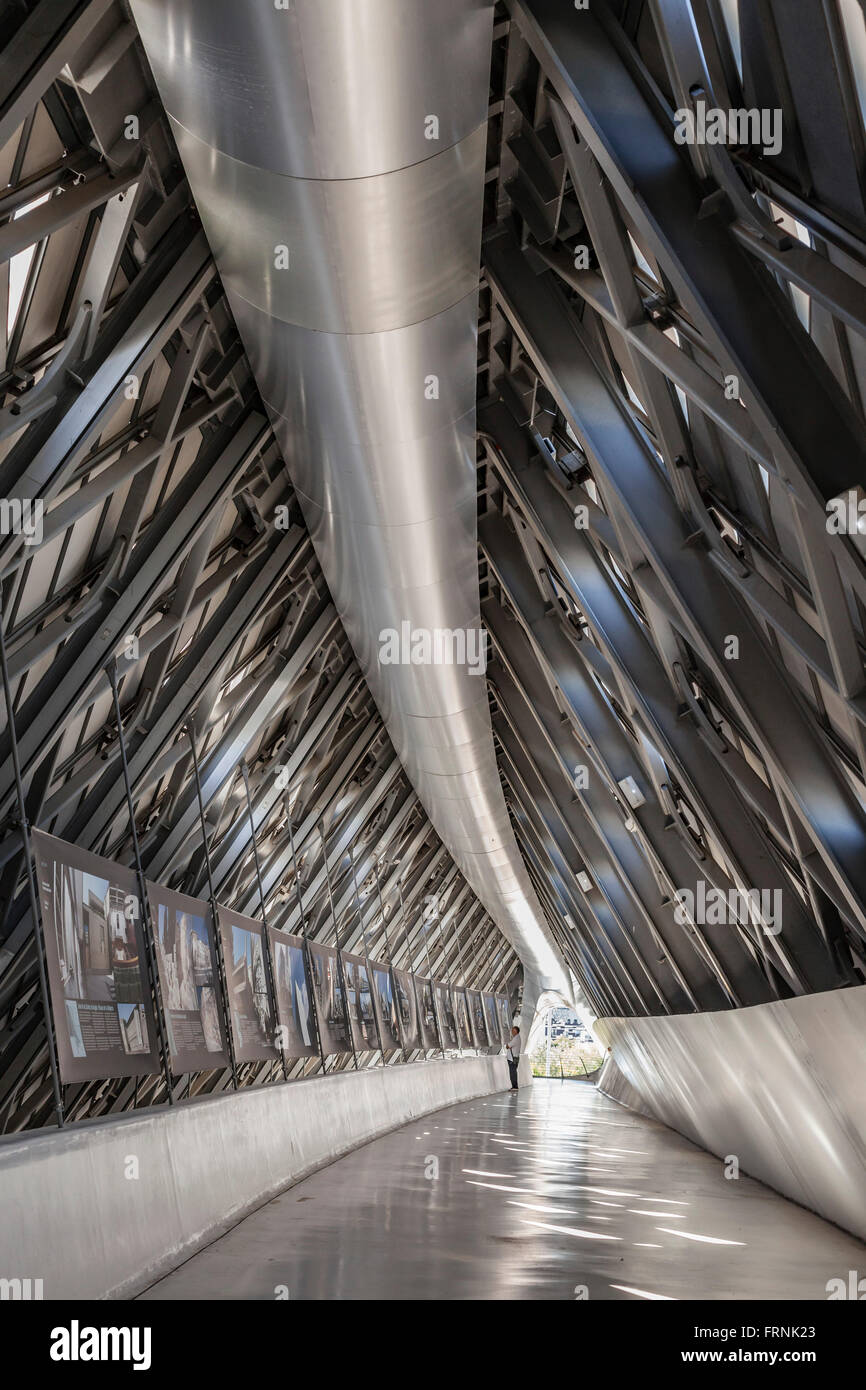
139,1079,866,1300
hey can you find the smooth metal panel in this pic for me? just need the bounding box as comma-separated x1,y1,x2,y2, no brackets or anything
297,498,482,602
172,120,487,334
135,0,495,178
596,985,866,1242
230,294,479,497
132,0,571,1009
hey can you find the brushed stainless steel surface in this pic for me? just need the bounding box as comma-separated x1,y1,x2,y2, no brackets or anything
229,295,479,522
133,0,495,179
169,121,487,334
596,983,866,1243
138,1080,866,1300
133,0,570,1004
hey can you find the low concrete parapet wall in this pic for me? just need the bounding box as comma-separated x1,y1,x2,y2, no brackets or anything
0,1054,510,1299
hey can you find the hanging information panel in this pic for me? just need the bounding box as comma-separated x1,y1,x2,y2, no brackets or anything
217,907,277,1063
482,992,501,1053
341,950,378,1052
454,987,473,1048
467,989,489,1049
32,830,160,1082
496,994,512,1046
148,881,228,1073
307,942,353,1055
392,967,420,1051
369,961,400,1051
269,927,318,1060
416,976,439,1050
434,981,458,1048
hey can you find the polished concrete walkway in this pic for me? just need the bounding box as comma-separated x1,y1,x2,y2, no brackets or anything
139,1079,866,1300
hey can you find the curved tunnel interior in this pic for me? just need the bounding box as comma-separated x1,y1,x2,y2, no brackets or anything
1,0,866,1313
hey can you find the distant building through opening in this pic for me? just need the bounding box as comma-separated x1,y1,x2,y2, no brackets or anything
530,1008,603,1078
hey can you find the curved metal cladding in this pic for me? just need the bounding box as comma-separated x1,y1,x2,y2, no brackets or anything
595,986,866,1243
132,0,570,1007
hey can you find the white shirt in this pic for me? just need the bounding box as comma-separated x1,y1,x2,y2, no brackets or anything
508,1033,521,1058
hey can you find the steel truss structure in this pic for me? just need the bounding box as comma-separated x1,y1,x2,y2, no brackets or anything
477,0,866,1018
5,0,866,1128
0,0,519,1134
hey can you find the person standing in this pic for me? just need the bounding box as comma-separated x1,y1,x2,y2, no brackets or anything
506,1025,521,1091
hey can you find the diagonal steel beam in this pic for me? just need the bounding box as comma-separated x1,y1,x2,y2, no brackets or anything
485,228,866,940
0,0,113,151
